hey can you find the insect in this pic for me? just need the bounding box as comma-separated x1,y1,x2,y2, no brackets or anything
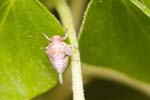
42,32,71,84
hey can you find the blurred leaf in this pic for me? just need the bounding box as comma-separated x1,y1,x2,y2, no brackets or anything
0,0,64,100
140,0,150,9
79,0,150,94
33,77,150,100
130,0,150,17
84,78,150,100
69,0,88,30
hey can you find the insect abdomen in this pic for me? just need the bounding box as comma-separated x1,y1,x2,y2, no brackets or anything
49,46,67,84
52,56,65,72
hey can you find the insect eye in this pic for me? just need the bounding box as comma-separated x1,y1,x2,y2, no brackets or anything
59,38,62,41
58,37,62,41
56,38,59,41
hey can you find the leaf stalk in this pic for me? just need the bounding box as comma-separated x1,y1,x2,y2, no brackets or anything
55,0,85,100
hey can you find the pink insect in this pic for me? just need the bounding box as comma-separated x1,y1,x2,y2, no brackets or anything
42,32,71,84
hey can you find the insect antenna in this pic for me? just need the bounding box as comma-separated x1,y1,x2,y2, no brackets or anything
42,32,51,41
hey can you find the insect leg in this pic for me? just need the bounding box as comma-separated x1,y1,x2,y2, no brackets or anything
63,29,68,40
45,46,48,50
65,45,72,56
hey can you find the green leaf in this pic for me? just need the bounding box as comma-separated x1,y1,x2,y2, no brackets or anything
130,0,150,17
0,0,64,99
138,0,150,9
79,0,150,95
140,0,150,13
85,79,150,100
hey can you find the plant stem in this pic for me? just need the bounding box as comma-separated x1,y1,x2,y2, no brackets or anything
55,0,85,100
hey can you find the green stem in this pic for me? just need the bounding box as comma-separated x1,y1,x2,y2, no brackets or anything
55,0,85,100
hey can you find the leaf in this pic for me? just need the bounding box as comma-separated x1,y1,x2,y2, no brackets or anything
130,0,150,17
0,0,64,100
139,0,150,9
79,0,150,95
85,78,150,100
33,78,150,100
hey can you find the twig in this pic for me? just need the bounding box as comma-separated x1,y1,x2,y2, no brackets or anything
55,0,85,100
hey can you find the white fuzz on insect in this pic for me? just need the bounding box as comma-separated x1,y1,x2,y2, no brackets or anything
59,73,63,84
42,32,71,84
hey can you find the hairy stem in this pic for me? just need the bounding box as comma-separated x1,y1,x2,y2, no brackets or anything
55,0,85,100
